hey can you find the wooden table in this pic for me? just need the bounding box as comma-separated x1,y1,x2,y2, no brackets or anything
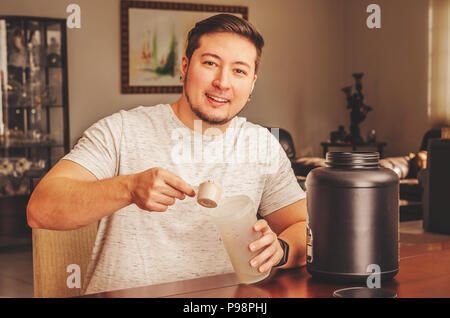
84,221,450,298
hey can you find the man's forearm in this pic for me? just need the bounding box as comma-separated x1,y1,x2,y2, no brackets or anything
27,175,134,230
278,221,307,269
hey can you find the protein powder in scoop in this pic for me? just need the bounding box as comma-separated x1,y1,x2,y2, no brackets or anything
196,180,223,208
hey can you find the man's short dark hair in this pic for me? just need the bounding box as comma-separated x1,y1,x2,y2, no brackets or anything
185,14,264,73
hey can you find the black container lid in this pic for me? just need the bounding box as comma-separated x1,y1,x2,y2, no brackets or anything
326,152,380,169
306,151,399,188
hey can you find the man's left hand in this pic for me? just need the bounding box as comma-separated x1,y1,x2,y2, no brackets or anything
248,219,284,273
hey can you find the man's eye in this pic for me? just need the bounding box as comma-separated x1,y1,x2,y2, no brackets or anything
204,61,216,66
235,69,247,76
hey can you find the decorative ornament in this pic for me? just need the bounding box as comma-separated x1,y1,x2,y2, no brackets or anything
15,157,32,175
0,159,14,175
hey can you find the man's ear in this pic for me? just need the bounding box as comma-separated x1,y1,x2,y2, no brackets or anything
180,56,189,80
250,74,257,94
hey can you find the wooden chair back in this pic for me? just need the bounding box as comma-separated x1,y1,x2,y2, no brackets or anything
31,178,98,298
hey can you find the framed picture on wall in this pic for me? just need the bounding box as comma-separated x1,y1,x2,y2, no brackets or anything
120,1,248,94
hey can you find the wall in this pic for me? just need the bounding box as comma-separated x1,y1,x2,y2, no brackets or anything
239,0,346,157
0,0,346,157
342,0,429,156
1,0,431,157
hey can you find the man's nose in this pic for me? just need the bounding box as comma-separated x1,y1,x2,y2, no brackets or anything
212,69,231,90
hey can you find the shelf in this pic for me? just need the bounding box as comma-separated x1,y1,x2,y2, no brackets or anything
0,16,69,251
0,194,33,199
0,192,30,198
0,140,63,149
7,64,62,70
3,105,64,110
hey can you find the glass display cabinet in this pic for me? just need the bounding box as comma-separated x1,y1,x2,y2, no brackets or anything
0,16,69,248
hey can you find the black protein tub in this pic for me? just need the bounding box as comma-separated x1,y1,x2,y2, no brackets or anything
305,152,399,283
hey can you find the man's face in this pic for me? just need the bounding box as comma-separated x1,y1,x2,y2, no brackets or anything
181,32,258,125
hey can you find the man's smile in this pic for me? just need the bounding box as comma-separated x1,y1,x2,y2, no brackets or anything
205,93,231,105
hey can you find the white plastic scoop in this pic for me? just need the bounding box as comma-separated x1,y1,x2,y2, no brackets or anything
196,180,223,208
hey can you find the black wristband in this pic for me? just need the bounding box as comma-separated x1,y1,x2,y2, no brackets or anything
274,238,289,268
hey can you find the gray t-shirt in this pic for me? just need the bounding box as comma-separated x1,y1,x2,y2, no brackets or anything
63,104,305,295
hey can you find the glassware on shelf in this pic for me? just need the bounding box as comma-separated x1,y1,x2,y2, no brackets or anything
0,157,46,196
46,23,61,67
0,16,68,199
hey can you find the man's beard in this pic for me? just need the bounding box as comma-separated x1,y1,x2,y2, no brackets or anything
186,93,231,125
184,68,236,126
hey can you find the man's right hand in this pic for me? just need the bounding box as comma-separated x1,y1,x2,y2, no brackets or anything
130,168,196,212
27,161,196,230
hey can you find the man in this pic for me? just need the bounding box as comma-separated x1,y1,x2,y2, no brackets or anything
27,14,307,295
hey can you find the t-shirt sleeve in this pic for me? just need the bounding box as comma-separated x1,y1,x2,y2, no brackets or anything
62,111,123,180
258,132,306,217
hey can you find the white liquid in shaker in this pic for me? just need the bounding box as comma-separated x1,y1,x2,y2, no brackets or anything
220,228,270,284
209,195,270,284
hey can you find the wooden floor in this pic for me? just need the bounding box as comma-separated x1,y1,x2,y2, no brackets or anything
0,248,33,298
